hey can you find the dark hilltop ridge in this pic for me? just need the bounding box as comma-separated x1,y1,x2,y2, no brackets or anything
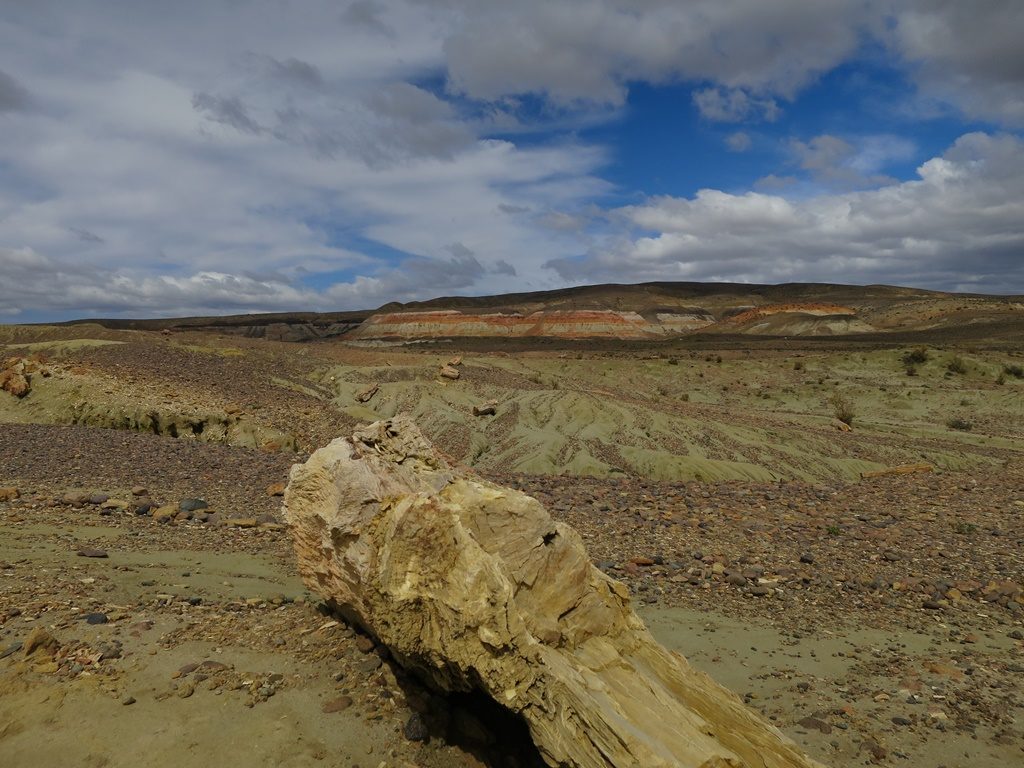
55,281,1024,345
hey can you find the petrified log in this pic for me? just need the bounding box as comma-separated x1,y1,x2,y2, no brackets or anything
860,462,933,479
439,364,461,380
284,416,824,768
355,383,379,403
472,400,497,416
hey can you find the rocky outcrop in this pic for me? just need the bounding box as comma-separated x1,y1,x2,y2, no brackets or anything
284,417,824,768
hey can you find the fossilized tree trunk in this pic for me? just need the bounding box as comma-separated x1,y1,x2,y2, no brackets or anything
284,416,825,768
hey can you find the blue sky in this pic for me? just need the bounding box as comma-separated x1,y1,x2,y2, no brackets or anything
1,1,1022,321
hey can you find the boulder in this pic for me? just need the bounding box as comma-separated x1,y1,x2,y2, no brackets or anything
0,361,30,397
284,416,822,768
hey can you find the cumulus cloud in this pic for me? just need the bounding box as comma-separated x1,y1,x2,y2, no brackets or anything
1,1,1022,320
442,0,866,105
548,133,1024,293
885,1,1024,126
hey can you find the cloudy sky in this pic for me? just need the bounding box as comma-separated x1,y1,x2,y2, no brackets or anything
1,1,1022,321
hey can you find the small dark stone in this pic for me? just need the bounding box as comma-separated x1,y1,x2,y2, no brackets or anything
83,613,108,625
799,553,815,564
891,716,913,726
922,600,944,610
403,713,430,742
121,696,136,706
88,493,110,505
187,596,203,606
77,548,108,558
179,498,208,512
134,503,153,516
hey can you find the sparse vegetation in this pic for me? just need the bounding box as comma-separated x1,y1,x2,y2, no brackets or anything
793,360,804,371
946,417,973,431
946,356,967,375
828,392,855,426
1004,363,1024,379
902,347,930,366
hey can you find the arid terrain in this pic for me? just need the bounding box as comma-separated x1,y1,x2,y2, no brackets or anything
1,282,1023,767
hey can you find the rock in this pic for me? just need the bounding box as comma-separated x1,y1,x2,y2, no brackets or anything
284,417,823,768
798,553,814,564
179,498,208,512
322,696,354,713
355,383,379,403
88,493,110,505
83,613,109,625
439,365,461,380
23,627,59,657
131,486,149,496
152,505,178,523
223,518,257,528
0,487,19,502
404,712,430,742
122,696,136,706
472,401,497,417
266,482,286,497
77,548,108,558
448,355,463,367
796,717,831,734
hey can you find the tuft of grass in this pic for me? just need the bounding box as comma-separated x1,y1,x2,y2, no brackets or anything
1003,363,1024,379
946,356,967,375
946,417,973,431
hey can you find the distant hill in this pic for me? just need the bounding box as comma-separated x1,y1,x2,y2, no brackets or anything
57,281,1024,342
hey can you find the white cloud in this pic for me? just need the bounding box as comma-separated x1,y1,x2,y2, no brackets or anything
549,133,1024,293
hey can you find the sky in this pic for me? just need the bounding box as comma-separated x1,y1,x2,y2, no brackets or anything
1,1,1023,322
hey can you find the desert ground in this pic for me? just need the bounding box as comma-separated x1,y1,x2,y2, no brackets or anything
1,295,1022,767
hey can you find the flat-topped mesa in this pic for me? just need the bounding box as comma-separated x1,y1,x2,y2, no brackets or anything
283,416,825,768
